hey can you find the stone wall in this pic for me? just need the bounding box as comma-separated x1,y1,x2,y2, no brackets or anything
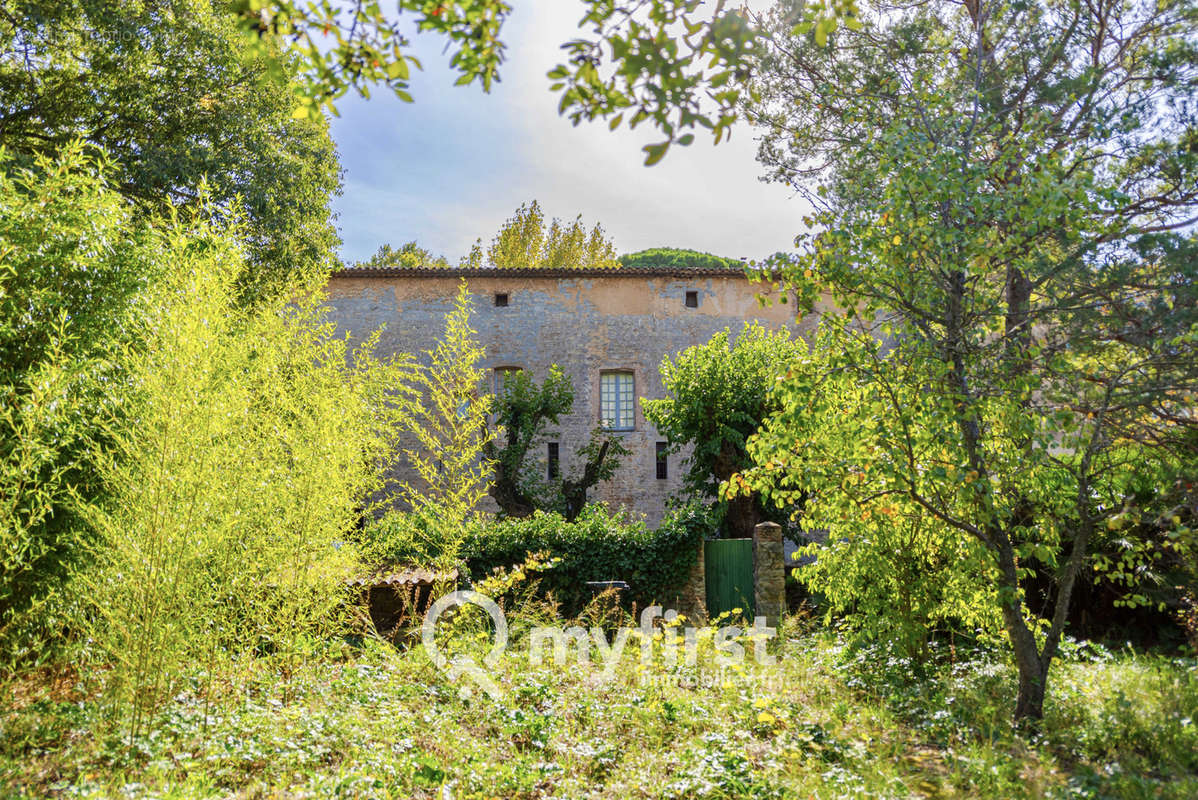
324,269,818,526
753,521,785,629
670,541,707,622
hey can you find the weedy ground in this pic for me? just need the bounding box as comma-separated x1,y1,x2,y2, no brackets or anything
2,617,1195,799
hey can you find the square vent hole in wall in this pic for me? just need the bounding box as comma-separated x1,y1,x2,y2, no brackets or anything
685,290,698,308
494,292,509,307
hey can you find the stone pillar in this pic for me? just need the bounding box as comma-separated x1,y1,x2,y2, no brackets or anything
674,540,707,623
753,522,785,629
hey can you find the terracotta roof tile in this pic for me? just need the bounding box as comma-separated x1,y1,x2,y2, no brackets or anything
345,567,459,588
331,264,753,279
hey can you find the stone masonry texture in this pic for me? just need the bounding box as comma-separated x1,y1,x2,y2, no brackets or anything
671,540,707,623
323,268,818,527
753,521,786,630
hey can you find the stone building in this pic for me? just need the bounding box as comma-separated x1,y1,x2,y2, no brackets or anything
324,264,815,526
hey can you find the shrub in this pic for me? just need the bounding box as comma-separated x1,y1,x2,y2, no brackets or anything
0,146,156,664
358,505,458,571
460,502,712,614
73,203,410,741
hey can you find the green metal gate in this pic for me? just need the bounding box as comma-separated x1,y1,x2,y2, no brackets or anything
704,538,754,620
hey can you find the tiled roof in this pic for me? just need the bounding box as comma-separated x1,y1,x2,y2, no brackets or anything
331,264,753,279
345,566,459,588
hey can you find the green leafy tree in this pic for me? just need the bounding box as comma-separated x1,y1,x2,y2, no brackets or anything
485,366,573,518
394,280,495,562
734,0,1198,722
643,323,806,539
559,433,631,522
356,241,452,270
619,247,742,270
485,367,628,521
731,323,1005,658
462,200,620,270
1,0,341,302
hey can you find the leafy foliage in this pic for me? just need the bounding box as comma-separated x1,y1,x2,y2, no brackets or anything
236,0,514,114
733,324,1005,656
618,247,742,270
0,0,342,302
356,504,456,571
355,240,452,270
736,0,1198,720
0,146,157,662
73,199,410,741
235,1,799,164
462,200,619,270
485,367,628,521
643,323,806,538
393,280,495,564
460,502,711,614
548,1,761,164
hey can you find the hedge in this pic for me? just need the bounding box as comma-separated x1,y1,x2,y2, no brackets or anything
460,502,715,614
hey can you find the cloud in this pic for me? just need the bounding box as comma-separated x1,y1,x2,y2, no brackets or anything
330,0,807,265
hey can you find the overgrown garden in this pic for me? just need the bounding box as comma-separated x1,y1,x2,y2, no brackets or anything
2,0,1196,797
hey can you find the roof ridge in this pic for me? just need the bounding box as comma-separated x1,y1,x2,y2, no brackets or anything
331,264,753,279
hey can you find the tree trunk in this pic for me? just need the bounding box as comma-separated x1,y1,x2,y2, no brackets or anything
996,535,1050,722
948,258,1055,724
489,471,535,518
1001,588,1049,722
561,440,611,522
725,492,759,540
715,444,759,538
561,485,586,522
1013,655,1048,721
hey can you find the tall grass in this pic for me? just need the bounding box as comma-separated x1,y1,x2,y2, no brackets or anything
74,215,412,741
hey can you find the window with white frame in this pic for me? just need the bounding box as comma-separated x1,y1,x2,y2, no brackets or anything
599,371,635,430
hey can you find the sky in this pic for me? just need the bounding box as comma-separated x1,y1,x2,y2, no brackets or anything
328,1,809,266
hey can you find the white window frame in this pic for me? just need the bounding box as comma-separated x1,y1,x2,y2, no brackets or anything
599,370,635,431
